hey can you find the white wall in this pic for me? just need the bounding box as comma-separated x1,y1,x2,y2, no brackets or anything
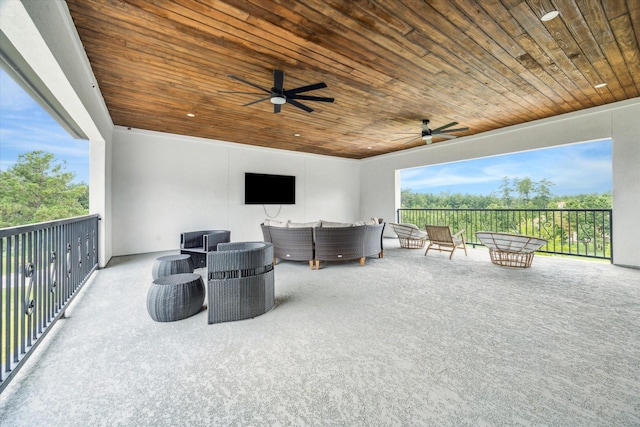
111,128,360,255
360,98,640,267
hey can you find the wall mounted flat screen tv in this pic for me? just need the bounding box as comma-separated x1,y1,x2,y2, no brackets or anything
245,173,296,205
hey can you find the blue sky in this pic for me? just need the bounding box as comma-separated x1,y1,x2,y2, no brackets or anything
0,69,89,184
401,139,612,196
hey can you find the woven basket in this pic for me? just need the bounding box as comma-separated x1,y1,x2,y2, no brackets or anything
488,248,535,268
399,237,426,249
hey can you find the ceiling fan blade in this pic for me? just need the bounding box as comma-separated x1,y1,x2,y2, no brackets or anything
431,122,458,133
228,74,271,94
219,91,266,95
290,94,334,103
285,82,327,95
435,127,469,134
242,97,271,107
273,69,285,92
287,99,314,113
404,136,423,144
274,103,282,114
391,134,419,141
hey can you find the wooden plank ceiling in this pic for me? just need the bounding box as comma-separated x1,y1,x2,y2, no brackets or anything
66,0,640,159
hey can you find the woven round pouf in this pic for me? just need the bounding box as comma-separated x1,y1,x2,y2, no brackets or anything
152,254,194,279
147,273,205,322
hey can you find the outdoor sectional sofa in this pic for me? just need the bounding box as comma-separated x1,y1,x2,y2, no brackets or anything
261,218,385,269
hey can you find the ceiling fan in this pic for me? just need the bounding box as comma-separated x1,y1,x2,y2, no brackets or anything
394,119,469,144
223,69,334,113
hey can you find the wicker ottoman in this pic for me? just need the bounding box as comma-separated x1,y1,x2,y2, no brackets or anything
147,273,205,322
152,254,194,279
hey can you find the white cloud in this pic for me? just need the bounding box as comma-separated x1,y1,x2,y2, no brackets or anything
403,168,497,189
401,141,612,195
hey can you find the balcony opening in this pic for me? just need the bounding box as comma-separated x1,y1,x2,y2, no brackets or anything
0,68,89,228
397,140,613,260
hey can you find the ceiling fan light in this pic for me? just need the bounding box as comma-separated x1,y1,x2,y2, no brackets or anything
541,10,559,21
270,96,286,105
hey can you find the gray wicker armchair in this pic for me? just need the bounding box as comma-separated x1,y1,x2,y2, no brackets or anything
206,241,275,324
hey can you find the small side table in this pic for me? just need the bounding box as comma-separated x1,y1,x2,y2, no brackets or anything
152,254,194,279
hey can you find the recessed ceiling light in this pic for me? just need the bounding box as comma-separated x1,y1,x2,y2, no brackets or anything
594,83,607,88
294,133,301,137
541,10,559,21
186,113,195,117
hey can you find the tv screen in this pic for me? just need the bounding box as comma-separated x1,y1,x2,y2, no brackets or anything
245,173,296,205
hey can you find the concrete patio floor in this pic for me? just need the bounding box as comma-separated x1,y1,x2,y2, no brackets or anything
1,239,639,426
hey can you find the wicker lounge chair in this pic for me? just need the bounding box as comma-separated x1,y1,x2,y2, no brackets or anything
476,232,547,268
424,225,467,259
206,241,275,324
389,223,428,249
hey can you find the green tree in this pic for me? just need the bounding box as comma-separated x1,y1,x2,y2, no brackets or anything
401,176,612,211
514,177,533,205
0,151,89,227
499,176,513,207
532,178,554,208
560,193,612,209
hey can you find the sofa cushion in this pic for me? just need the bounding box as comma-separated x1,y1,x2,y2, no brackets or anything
320,220,354,228
264,218,286,227
354,219,375,226
288,220,321,228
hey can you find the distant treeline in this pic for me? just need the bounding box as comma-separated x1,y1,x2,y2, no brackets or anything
402,177,612,209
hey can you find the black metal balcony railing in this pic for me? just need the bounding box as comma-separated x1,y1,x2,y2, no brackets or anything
0,215,99,392
397,208,612,261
